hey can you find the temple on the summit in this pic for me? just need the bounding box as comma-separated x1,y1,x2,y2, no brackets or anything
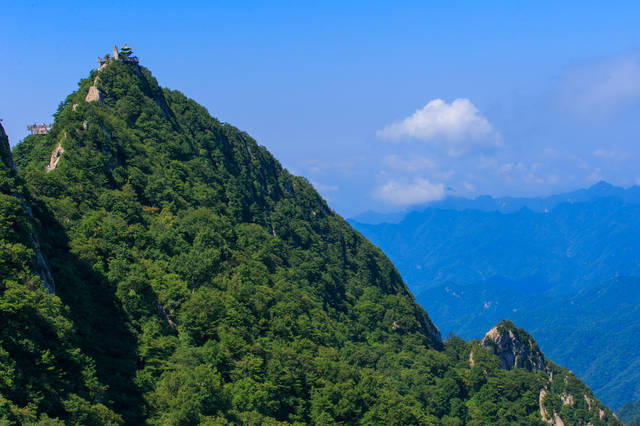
98,44,139,68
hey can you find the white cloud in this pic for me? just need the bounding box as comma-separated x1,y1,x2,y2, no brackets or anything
377,98,500,156
297,158,362,178
462,182,475,192
498,161,549,184
593,147,630,161
560,54,640,116
374,178,445,205
436,169,456,180
586,168,603,183
381,154,436,171
311,181,339,192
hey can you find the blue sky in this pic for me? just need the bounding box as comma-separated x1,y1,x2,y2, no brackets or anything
3,1,640,216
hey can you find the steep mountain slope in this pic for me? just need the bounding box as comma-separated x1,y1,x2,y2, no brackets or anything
1,123,125,423
2,53,618,424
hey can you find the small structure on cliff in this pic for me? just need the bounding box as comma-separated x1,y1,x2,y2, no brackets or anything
27,123,52,135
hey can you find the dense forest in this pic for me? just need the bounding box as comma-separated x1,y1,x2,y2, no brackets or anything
0,54,620,424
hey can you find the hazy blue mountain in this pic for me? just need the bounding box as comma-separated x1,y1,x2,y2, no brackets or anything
428,181,640,214
350,191,640,409
418,277,640,409
618,400,640,425
351,195,640,294
349,209,407,225
351,181,640,224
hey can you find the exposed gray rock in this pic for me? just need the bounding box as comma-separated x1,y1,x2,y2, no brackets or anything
46,143,64,173
85,85,103,102
481,320,546,372
540,389,565,425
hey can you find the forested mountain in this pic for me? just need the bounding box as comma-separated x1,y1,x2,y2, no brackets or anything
350,195,640,410
0,52,618,424
1,120,126,423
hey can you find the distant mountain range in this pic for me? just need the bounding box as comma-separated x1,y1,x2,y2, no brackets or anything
350,183,640,409
351,190,640,294
352,181,640,224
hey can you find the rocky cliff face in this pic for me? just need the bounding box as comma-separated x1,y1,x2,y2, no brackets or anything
0,123,15,171
481,320,546,372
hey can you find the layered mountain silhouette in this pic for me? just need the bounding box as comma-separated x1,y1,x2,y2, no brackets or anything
0,50,619,424
351,184,640,409
352,181,640,224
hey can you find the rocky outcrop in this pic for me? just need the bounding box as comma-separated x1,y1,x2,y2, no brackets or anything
480,321,618,424
540,389,565,425
85,74,104,103
46,143,64,172
85,85,103,102
561,393,574,406
481,320,546,372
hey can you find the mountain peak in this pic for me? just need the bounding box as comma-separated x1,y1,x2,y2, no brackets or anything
481,320,546,372
587,180,616,195
98,43,140,69
590,180,613,188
